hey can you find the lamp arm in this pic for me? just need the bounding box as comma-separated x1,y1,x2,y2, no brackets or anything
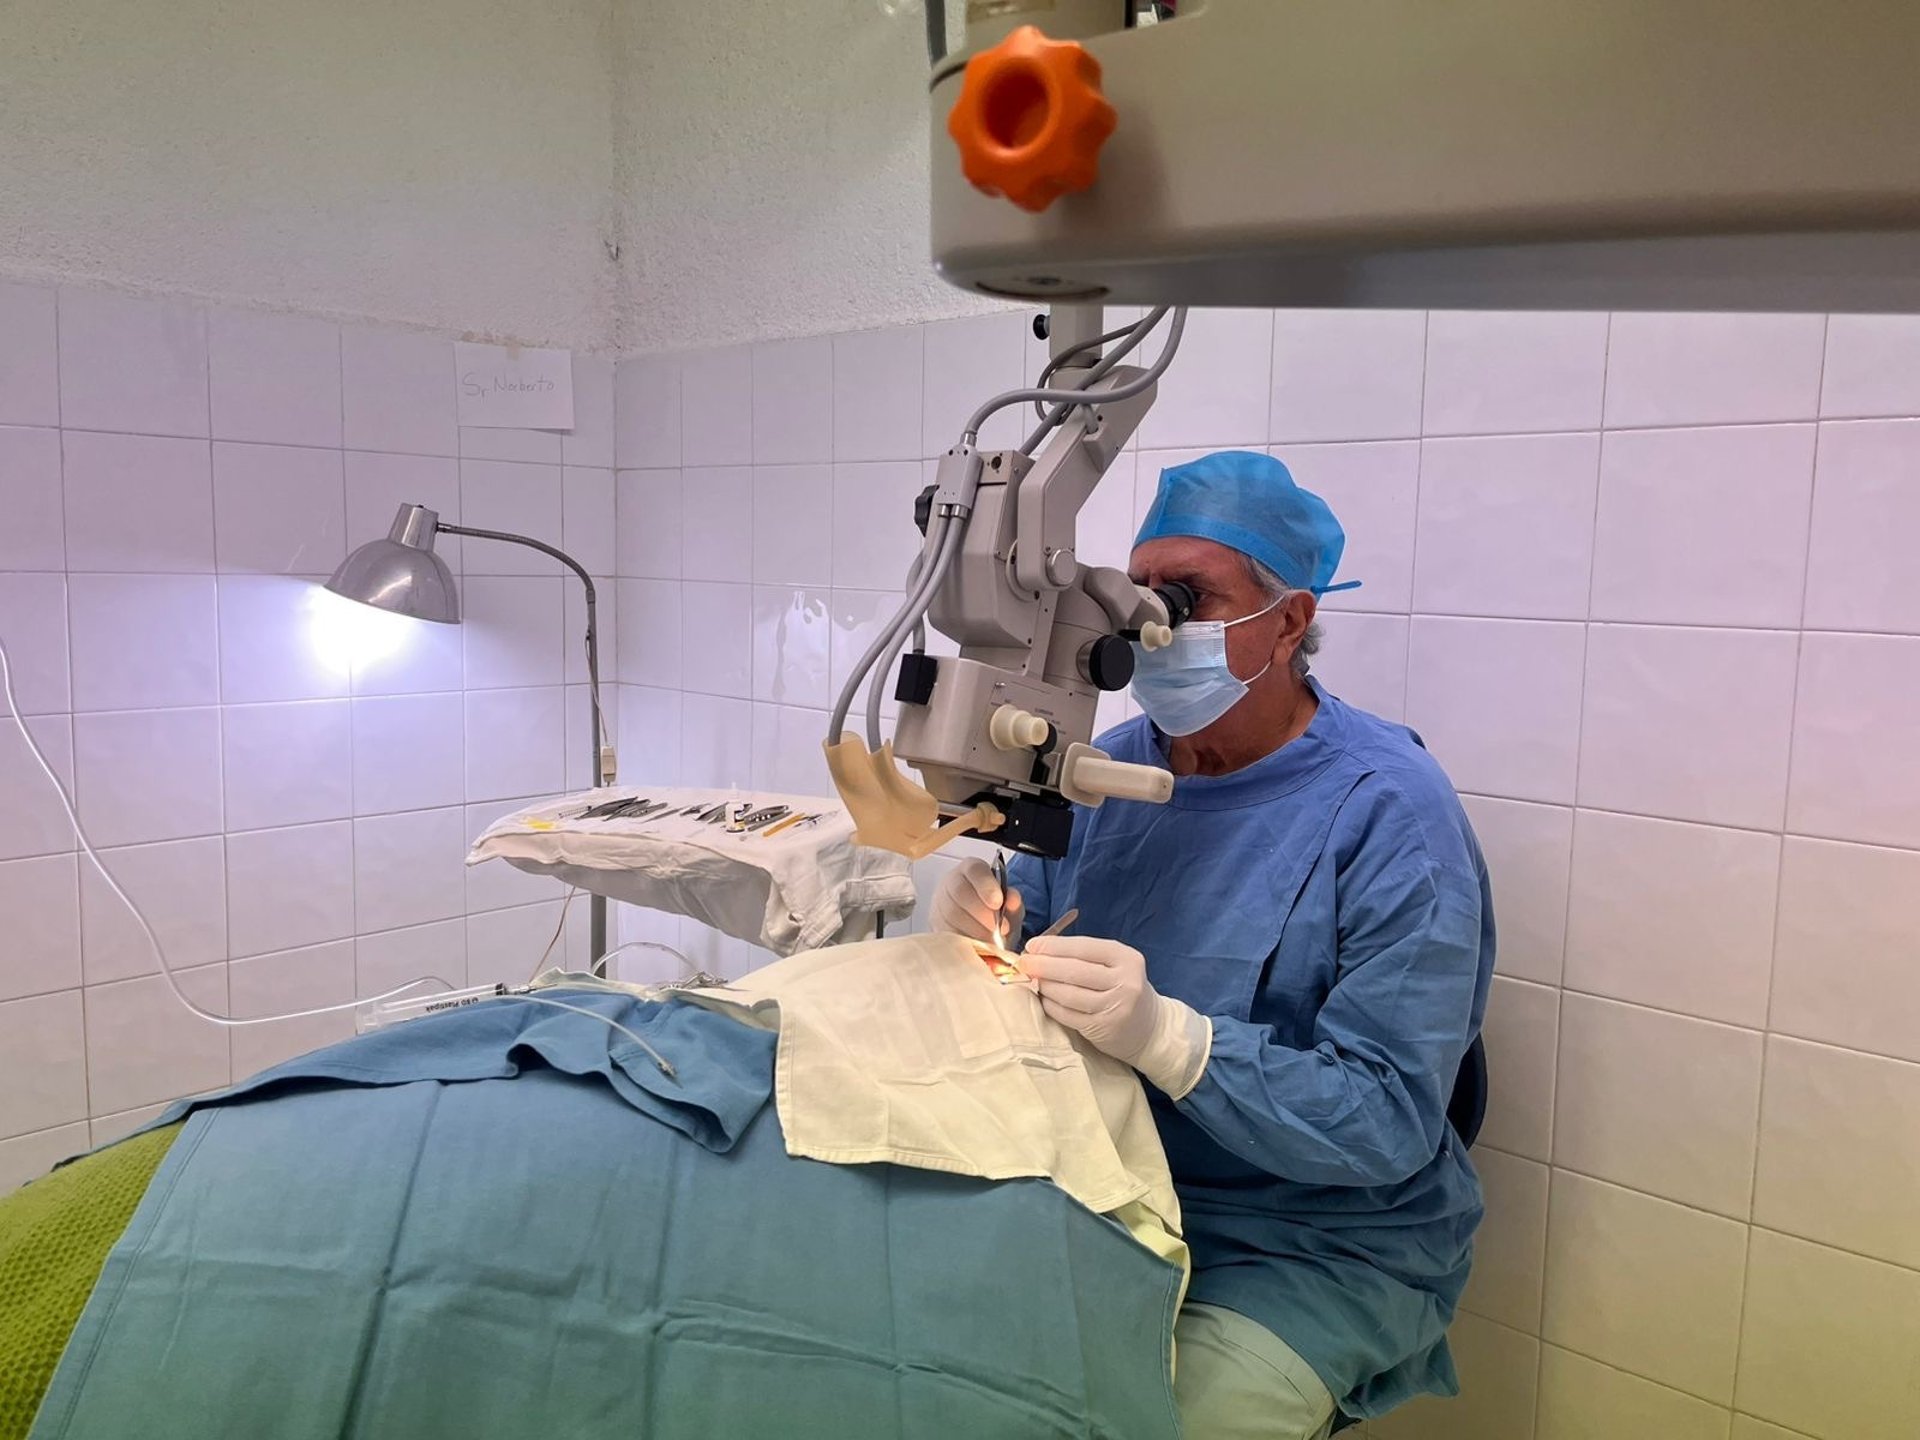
438,521,613,969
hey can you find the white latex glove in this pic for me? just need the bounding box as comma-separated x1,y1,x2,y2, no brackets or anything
929,857,1024,946
1021,935,1213,1100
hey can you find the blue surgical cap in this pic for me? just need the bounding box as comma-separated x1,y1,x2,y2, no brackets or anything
1135,450,1359,597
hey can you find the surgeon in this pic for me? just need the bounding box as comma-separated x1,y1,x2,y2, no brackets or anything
931,451,1494,1440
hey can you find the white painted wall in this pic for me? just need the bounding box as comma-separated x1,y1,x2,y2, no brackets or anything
615,0,1000,353
0,0,619,349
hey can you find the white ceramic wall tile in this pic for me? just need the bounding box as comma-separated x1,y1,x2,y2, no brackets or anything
616,469,683,579
1772,838,1920,1065
208,308,342,448
1074,448,1138,572
73,707,222,847
87,1104,171,1150
460,459,564,575
341,327,455,456
751,464,834,587
356,918,467,999
1591,425,1816,628
681,467,754,581
1459,796,1572,987
0,715,74,862
0,990,88,1140
1787,633,1920,850
831,462,924,590
1554,993,1763,1218
221,576,360,703
832,326,923,462
0,573,70,715
0,1123,89,1198
461,576,565,690
0,854,79,1001
0,425,65,568
562,354,616,469
680,581,753,698
922,311,1031,454
615,684,682,789
1819,313,1920,419
560,465,616,577
751,704,832,797
458,421,561,464
465,900,569,988
80,836,226,984
1536,1347,1733,1440
0,282,59,427
566,684,609,788
1136,309,1273,450
62,430,215,573
342,451,462,571
1478,976,1560,1161
463,687,567,802
1424,312,1610,437
211,441,346,575
1460,1148,1549,1332
752,587,832,709
1753,1036,1920,1270
679,346,753,467
1805,419,1920,634
1414,433,1600,620
226,819,354,957
58,289,208,437
69,573,217,710
350,693,465,814
615,579,681,688
1604,314,1826,429
1542,1171,1748,1404
751,336,834,465
1271,310,1426,444
1270,441,1418,611
563,586,612,690
1310,612,1409,723
679,693,754,791
227,940,355,1081
828,589,906,723
464,799,566,912
1369,1314,1539,1440
82,964,229,1116
615,354,681,469
1735,1229,1920,1440
1406,617,1586,804
353,807,469,932
1564,810,1779,1028
1578,625,1798,830
221,699,352,832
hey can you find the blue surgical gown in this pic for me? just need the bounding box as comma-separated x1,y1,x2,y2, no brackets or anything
1008,681,1495,1420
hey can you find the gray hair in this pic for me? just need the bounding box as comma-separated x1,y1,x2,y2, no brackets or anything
1242,555,1323,682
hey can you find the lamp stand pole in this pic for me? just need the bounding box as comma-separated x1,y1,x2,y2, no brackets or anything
438,522,613,974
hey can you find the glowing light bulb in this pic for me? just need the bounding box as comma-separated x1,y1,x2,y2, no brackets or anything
307,585,419,680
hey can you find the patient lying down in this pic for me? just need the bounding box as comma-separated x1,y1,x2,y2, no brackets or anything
1,935,1188,1440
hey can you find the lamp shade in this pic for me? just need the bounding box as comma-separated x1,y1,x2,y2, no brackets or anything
325,504,460,624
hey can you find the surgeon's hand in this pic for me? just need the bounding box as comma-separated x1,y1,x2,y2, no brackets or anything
1021,936,1213,1100
930,858,1024,946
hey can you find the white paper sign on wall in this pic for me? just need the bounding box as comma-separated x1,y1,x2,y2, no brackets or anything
454,342,575,430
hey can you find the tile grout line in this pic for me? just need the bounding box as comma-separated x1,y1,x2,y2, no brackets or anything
1400,313,1430,727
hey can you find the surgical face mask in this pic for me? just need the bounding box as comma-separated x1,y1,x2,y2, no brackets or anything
1129,595,1284,737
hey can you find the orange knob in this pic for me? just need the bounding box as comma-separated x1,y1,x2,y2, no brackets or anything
947,25,1118,214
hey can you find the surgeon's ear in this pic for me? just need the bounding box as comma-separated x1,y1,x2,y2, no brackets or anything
1272,592,1316,666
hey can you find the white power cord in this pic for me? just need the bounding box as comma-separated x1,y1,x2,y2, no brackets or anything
0,633,454,1028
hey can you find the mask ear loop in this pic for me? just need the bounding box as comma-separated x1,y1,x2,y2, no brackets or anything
1218,590,1290,686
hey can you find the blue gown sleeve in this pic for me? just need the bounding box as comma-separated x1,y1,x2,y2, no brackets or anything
1004,851,1056,942
1175,824,1486,1189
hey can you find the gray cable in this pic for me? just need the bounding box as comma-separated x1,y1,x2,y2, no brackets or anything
1030,319,1152,418
865,515,965,749
1017,306,1183,455
961,306,1173,440
828,514,953,742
